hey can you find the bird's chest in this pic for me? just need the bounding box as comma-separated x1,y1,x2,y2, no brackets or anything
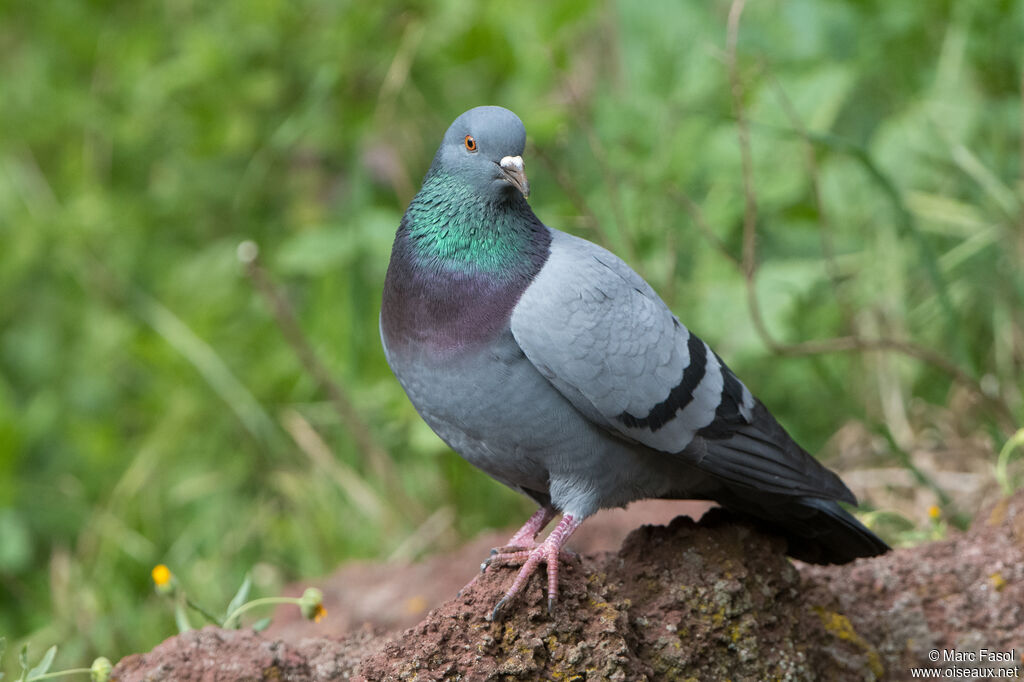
384,328,526,428
384,330,561,492
380,251,527,356
380,243,564,492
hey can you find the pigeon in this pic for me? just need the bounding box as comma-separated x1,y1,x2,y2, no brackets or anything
380,105,889,617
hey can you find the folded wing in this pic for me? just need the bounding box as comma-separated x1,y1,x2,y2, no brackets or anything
510,229,854,503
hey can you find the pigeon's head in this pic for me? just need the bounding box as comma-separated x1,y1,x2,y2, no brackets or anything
429,106,530,201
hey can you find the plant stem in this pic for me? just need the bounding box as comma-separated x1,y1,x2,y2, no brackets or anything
184,596,226,626
223,597,301,628
28,669,93,681
995,428,1024,495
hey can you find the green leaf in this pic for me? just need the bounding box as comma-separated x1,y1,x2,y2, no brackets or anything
26,645,57,680
251,617,272,632
223,573,252,628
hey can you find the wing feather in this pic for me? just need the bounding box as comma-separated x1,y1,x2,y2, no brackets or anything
511,229,853,502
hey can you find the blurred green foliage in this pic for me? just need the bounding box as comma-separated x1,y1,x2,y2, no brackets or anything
0,0,1021,672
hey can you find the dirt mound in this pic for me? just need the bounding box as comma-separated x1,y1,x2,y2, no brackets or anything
802,493,1024,673
112,494,1024,681
265,500,711,639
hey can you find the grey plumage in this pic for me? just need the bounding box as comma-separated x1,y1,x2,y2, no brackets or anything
381,106,888,613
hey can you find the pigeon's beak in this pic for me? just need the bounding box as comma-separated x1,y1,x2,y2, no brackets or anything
498,155,530,198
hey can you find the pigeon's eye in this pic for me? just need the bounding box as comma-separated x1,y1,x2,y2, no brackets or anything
464,135,477,152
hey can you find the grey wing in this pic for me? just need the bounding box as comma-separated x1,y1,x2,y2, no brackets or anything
510,229,854,503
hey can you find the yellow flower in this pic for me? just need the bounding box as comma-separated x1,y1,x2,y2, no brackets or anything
152,564,175,594
927,505,941,520
299,587,325,622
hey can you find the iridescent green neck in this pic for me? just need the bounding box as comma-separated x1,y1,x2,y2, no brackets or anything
401,173,543,275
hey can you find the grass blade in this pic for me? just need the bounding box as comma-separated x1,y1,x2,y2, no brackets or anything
132,291,280,447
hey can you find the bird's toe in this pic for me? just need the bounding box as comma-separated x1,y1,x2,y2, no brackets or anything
481,547,533,573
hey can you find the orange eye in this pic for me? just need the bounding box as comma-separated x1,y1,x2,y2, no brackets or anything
464,135,477,152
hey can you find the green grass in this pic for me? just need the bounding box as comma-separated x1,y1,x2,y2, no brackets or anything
1,0,1022,674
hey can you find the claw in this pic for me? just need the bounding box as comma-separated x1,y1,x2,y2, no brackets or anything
481,548,532,574
490,597,509,622
481,546,506,571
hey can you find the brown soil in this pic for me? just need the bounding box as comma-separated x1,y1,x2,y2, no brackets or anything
111,495,1024,681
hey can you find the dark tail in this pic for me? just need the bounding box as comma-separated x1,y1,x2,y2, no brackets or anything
752,495,890,565
709,489,890,565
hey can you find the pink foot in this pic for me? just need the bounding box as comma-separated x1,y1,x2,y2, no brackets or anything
478,505,556,573
459,506,556,598
486,513,583,619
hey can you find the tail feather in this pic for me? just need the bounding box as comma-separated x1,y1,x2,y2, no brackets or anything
708,489,890,565
776,496,890,564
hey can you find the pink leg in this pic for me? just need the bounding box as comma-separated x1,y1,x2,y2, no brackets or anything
490,513,583,619
505,506,556,547
479,505,555,574
460,506,557,597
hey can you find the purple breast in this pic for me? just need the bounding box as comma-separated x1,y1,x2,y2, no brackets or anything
381,260,528,359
